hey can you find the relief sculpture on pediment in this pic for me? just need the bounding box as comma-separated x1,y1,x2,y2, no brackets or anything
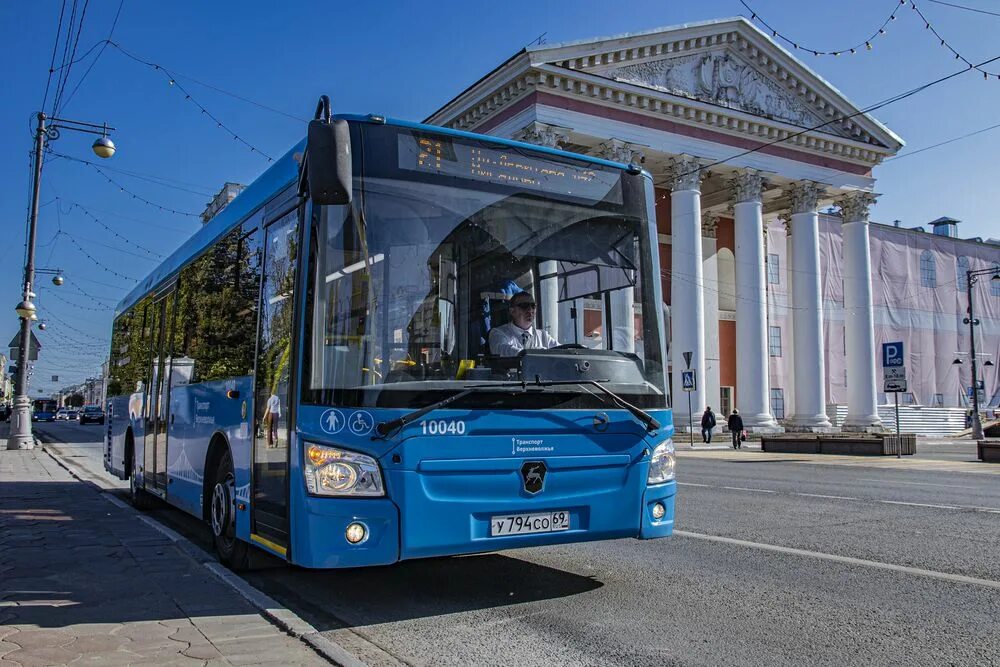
606,51,829,130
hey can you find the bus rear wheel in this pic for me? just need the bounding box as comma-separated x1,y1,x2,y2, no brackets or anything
210,450,249,570
127,437,157,511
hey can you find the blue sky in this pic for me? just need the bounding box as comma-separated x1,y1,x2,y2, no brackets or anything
2,0,998,395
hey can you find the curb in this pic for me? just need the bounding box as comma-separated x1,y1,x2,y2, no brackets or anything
41,444,367,667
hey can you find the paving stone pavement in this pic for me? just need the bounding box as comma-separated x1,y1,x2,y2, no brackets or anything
0,424,328,666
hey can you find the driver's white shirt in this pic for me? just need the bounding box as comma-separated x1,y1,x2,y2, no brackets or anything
489,322,558,357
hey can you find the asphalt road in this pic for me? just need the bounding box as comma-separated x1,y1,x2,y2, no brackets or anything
35,422,1000,666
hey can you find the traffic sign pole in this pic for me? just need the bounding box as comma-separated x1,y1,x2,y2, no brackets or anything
894,391,900,457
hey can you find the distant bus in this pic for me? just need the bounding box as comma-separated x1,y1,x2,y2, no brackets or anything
104,99,675,569
32,399,57,422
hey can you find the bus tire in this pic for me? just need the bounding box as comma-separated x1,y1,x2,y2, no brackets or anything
126,433,157,511
210,449,249,570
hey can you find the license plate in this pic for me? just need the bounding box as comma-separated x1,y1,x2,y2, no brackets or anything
490,511,570,537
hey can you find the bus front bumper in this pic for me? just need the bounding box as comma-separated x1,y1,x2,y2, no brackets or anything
292,480,675,568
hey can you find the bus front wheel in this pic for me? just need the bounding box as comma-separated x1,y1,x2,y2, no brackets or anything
210,450,249,570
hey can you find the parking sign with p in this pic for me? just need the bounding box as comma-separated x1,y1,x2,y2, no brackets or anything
882,342,903,368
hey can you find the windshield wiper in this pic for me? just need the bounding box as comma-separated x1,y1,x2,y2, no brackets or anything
373,378,659,439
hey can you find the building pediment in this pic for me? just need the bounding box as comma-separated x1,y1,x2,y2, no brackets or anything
597,49,829,133
424,17,903,170
525,17,901,151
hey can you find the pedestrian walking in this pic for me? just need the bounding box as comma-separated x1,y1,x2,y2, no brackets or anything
700,406,716,444
728,409,745,449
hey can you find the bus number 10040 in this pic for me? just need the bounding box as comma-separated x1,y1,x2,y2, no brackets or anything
419,419,467,436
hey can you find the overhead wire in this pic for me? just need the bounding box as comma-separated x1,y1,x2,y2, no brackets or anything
925,0,1000,18
59,0,125,111
40,0,69,112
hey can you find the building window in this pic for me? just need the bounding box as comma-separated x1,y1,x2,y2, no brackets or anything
770,388,785,419
767,253,780,284
720,386,733,417
933,393,944,406
920,250,936,288
768,326,782,356
901,393,916,405
956,256,969,288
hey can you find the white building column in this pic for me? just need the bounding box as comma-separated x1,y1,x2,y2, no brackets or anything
731,170,780,430
787,181,833,429
838,191,882,430
668,155,706,429
781,217,795,420
702,214,720,418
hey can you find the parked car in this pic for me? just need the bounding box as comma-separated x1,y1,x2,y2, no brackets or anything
77,405,105,425
56,409,69,420
0,405,10,422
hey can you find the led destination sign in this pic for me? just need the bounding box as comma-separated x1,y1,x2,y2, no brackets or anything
398,134,623,203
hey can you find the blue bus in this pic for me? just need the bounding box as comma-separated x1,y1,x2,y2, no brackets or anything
104,98,675,569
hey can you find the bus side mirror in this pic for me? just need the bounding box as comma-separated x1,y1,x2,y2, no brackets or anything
306,119,352,205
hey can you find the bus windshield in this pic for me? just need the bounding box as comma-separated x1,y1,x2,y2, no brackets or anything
302,123,666,409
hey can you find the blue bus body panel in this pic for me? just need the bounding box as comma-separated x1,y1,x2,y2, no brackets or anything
165,377,253,536
289,405,674,567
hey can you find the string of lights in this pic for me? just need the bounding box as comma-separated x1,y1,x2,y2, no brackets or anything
49,151,215,196
63,281,121,304
104,40,307,124
42,289,113,312
44,148,201,217
106,40,275,161
56,198,164,258
908,1,1000,78
59,232,140,281
41,310,110,342
740,0,903,56
58,229,157,260
742,0,1000,77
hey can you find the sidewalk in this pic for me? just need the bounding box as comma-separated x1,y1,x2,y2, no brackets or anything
0,424,328,666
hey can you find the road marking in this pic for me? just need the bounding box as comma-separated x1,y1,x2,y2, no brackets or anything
681,481,1000,514
675,530,1000,591
793,493,857,501
856,477,976,490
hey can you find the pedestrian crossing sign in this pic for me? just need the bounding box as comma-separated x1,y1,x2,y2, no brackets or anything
681,370,696,392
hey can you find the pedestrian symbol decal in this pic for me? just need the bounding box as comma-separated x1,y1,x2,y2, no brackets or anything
319,408,346,434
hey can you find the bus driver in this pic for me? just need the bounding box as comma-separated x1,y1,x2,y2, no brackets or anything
488,291,558,357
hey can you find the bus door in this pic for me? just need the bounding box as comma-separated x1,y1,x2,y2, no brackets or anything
143,286,175,495
251,206,299,550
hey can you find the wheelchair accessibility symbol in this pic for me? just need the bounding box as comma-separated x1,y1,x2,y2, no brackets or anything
319,409,346,435
349,410,375,436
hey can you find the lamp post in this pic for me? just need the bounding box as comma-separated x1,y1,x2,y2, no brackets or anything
964,266,1000,442
8,112,115,450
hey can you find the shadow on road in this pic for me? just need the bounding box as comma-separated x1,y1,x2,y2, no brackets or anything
246,552,604,631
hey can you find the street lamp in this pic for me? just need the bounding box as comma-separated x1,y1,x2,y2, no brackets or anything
8,112,116,450
963,267,1000,441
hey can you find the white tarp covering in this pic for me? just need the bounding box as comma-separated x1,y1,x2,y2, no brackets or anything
765,216,1000,411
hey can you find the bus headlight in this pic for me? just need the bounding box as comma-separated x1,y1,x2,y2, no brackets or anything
304,443,384,497
647,439,675,485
